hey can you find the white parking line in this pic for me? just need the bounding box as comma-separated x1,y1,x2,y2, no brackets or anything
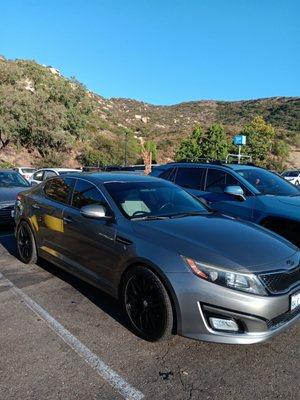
0,272,144,400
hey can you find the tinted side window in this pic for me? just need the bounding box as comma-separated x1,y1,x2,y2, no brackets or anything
33,171,44,181
205,169,251,195
205,169,226,193
159,168,176,181
72,180,107,209
44,170,57,180
44,178,72,204
151,168,166,177
175,167,205,190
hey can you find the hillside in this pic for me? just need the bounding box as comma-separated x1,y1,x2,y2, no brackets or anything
0,57,299,168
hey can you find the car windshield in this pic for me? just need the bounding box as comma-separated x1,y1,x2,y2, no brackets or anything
282,171,299,177
58,170,79,175
0,171,30,188
21,168,36,173
105,181,209,219
237,169,299,196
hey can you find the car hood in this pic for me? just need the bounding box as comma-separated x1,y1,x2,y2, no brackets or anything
0,187,27,203
132,214,298,273
258,195,300,220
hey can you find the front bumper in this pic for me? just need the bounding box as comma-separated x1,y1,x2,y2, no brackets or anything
167,272,300,344
0,203,15,225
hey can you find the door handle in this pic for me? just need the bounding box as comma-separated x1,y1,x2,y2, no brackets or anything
63,216,73,223
32,203,40,210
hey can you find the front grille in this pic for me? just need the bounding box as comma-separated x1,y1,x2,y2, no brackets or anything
0,204,14,223
267,306,300,330
259,266,300,294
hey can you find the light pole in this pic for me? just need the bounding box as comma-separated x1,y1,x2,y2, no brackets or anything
124,131,128,166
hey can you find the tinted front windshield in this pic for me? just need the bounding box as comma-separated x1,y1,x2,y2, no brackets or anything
0,171,29,188
237,169,299,196
58,170,79,175
105,181,208,218
21,168,36,173
282,171,299,177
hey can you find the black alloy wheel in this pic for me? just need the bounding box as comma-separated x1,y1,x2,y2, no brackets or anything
123,266,173,341
17,221,37,264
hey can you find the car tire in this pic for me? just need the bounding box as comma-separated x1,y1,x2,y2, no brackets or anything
122,266,174,342
16,221,38,264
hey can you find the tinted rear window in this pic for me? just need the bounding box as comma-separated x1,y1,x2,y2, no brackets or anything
175,167,205,190
44,178,72,204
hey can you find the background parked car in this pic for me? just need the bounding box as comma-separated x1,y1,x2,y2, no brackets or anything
13,167,36,181
0,169,30,225
151,162,300,247
29,168,80,185
282,170,300,186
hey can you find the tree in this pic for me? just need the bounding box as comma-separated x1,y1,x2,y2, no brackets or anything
175,124,229,162
175,126,203,161
201,123,228,160
0,85,19,149
241,116,275,166
0,59,94,159
270,139,290,170
143,140,157,163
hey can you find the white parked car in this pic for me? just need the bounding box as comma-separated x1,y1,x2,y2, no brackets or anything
282,170,300,186
13,167,37,181
29,168,80,185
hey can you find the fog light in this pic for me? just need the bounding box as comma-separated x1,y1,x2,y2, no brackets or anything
209,317,239,332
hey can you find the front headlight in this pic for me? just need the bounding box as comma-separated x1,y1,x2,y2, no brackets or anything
182,256,267,296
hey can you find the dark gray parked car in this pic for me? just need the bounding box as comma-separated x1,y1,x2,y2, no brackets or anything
0,169,30,225
14,173,300,343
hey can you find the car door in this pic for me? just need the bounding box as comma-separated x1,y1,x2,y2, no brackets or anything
202,168,255,221
36,177,74,255
173,167,206,197
60,178,119,292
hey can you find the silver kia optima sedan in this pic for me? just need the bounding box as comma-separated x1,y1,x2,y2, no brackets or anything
14,173,300,344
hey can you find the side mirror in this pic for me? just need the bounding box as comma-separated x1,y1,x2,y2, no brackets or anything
224,186,246,202
80,204,113,220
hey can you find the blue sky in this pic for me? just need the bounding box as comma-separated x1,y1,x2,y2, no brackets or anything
1,0,299,104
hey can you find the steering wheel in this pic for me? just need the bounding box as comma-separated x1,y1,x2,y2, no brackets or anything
158,202,173,212
131,210,150,218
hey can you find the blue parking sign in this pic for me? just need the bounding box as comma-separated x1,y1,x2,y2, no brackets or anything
233,135,246,146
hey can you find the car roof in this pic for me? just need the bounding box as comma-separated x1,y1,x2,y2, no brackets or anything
68,172,164,184
154,162,269,173
37,168,79,172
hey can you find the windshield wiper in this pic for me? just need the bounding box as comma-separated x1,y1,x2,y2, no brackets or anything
167,211,209,219
131,215,171,221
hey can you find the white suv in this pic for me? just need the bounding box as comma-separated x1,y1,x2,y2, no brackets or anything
29,168,80,185
282,170,300,186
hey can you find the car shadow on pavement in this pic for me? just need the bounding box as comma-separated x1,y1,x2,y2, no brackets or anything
37,257,133,332
0,227,135,336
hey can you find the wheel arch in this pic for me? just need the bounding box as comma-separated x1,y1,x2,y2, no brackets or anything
118,259,180,334
260,216,300,247
16,216,40,248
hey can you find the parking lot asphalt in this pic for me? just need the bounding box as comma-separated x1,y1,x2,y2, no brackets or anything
0,227,299,400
